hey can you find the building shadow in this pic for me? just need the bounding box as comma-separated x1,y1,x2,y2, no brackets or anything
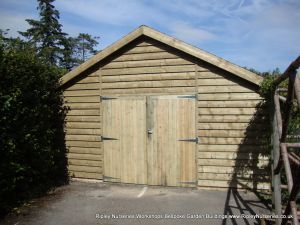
222,101,272,225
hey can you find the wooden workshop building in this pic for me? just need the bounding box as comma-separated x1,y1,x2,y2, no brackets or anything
60,25,269,190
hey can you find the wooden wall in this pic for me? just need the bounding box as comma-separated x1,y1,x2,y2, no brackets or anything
63,71,102,179
63,37,270,190
100,39,196,95
196,67,269,190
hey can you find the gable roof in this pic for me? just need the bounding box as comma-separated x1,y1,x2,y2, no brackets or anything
60,25,263,86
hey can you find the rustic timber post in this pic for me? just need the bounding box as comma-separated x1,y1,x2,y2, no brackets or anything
272,92,282,225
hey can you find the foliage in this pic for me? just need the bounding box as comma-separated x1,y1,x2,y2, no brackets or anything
259,69,299,135
259,68,283,100
60,36,77,71
19,0,99,70
19,0,67,66
60,34,100,71
0,32,68,218
74,33,99,63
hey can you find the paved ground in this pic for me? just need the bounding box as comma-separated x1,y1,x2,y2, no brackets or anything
1,181,271,225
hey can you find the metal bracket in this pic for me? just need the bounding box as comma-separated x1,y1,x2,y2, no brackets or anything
177,95,196,99
100,136,118,141
100,96,117,101
103,176,120,181
178,137,199,143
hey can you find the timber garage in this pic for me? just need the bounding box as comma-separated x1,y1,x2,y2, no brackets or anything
60,25,269,190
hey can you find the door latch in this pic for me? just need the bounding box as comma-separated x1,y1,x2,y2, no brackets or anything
147,129,153,135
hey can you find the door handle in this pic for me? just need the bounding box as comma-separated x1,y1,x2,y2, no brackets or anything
147,129,153,135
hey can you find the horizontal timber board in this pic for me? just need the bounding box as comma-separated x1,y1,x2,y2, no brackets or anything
66,122,101,129
198,144,267,152
198,108,259,115
135,41,153,47
197,100,262,108
102,80,195,89
101,72,196,82
65,128,101,135
198,86,253,93
113,52,179,62
66,116,100,122
69,165,102,173
199,137,264,145
66,83,99,91
197,71,223,79
123,45,166,54
198,130,260,138
64,96,100,103
64,90,100,97
66,135,100,142
198,93,262,100
197,78,239,86
66,141,101,148
198,115,265,123
135,42,152,47
68,147,102,154
67,109,100,116
69,171,102,180
197,180,270,190
64,103,100,109
69,159,102,167
197,173,269,181
101,87,196,95
102,58,193,69
197,159,269,167
198,166,270,174
68,153,102,161
101,65,196,76
198,152,269,160
197,122,265,130
77,77,99,84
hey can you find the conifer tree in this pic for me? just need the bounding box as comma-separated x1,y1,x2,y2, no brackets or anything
19,0,66,65
75,33,99,63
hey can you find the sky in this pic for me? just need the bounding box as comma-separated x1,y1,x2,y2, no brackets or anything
0,0,299,72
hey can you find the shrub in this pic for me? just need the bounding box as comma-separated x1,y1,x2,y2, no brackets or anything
0,36,68,217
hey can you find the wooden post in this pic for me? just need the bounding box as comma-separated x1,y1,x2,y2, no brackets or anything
294,76,300,113
281,144,300,225
280,71,296,143
271,96,282,225
273,55,300,86
274,92,283,174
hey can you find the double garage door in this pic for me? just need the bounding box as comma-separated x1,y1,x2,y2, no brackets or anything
102,95,196,187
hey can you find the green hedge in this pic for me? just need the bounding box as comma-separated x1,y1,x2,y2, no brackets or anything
0,37,68,217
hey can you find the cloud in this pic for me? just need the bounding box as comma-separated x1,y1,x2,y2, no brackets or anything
168,22,217,44
55,0,169,27
0,10,33,37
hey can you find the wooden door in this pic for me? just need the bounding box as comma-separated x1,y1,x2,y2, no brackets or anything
102,96,147,184
147,95,197,187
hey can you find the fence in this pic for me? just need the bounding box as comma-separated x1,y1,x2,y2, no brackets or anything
272,56,300,225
